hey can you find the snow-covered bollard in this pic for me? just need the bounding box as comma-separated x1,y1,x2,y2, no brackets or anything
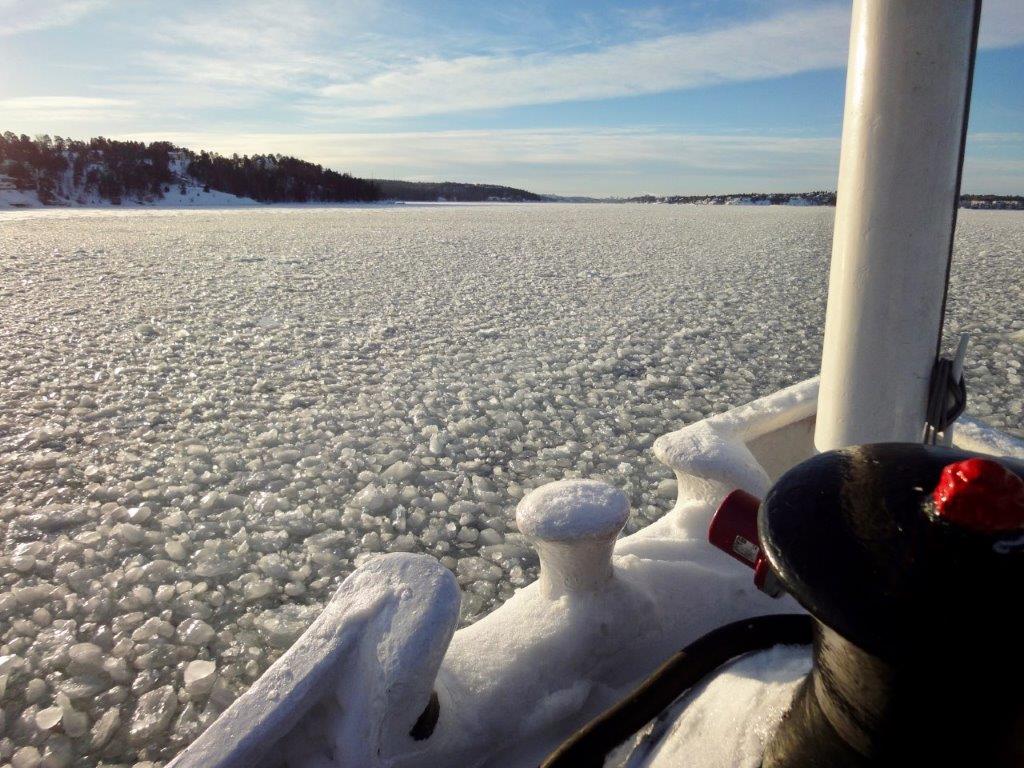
517,479,630,596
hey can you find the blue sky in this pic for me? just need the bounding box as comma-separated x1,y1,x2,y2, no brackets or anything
1,0,1023,195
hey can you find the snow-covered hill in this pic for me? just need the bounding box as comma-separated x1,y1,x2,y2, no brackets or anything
1,151,258,209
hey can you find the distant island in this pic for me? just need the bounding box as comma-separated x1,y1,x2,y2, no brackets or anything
1,132,1020,210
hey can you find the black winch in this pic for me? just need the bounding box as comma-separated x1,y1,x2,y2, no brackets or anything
760,443,1024,767
542,444,1024,767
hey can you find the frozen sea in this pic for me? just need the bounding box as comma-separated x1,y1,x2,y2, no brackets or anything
0,203,1021,766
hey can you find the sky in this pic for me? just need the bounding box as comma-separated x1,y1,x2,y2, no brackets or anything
1,0,1023,196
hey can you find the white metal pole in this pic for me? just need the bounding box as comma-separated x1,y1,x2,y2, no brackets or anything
815,0,981,452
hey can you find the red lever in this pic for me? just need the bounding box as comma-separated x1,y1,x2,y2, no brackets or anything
709,489,783,597
932,458,1024,533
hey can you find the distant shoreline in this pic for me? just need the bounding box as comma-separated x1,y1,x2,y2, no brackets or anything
5,199,1024,217
4,134,1021,211
604,192,1024,210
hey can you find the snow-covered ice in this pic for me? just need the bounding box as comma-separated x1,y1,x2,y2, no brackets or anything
0,204,1021,766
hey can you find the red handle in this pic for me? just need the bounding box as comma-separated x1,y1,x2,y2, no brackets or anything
709,489,783,598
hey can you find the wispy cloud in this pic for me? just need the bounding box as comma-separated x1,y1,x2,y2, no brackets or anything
0,0,110,36
981,0,1024,50
315,5,853,119
0,96,133,124
146,0,334,89
8,0,1022,127
126,0,402,100
304,0,1024,121
963,130,1024,193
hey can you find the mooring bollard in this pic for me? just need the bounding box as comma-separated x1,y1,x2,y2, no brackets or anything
516,479,630,596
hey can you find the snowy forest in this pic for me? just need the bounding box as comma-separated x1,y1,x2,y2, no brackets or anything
0,133,379,205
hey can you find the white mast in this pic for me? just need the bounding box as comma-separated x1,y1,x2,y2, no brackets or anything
815,0,982,451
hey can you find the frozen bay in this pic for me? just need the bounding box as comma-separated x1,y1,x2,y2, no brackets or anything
0,203,1021,765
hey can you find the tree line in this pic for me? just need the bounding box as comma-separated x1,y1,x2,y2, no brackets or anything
187,151,378,203
0,133,380,204
374,179,544,202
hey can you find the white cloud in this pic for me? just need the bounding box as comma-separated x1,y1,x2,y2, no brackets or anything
162,0,324,52
969,132,1024,145
10,1,1020,128
0,0,109,36
315,5,853,119
0,96,133,125
132,0,392,97
306,0,1024,120
980,0,1024,50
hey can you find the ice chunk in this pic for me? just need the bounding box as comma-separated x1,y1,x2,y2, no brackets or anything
352,483,388,512
382,460,416,482
67,642,104,673
34,706,63,731
25,678,47,703
165,539,188,561
90,708,120,750
57,676,109,699
129,685,177,744
177,618,216,647
42,735,73,767
254,604,319,649
243,580,275,601
183,660,217,697
12,746,42,768
116,523,145,545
